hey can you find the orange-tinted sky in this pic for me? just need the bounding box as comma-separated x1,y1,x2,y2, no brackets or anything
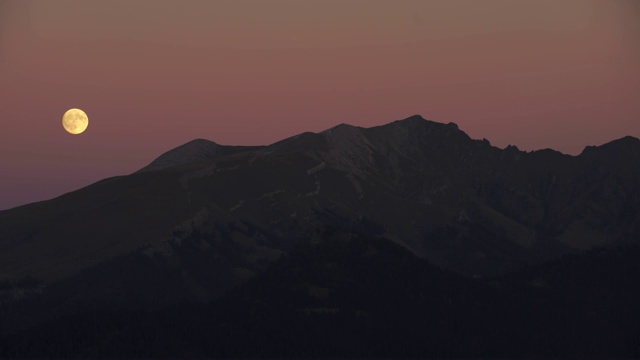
1,0,639,210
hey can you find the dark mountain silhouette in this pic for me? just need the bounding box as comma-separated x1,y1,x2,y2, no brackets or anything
2,231,639,357
137,139,263,173
0,115,638,356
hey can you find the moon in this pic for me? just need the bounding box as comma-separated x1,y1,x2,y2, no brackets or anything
62,108,89,135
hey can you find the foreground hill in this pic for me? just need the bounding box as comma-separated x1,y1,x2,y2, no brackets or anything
0,115,638,338
2,231,638,357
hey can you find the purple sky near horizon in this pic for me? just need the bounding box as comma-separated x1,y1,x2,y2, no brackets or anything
1,0,639,210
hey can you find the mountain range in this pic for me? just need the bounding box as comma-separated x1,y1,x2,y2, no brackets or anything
1,115,639,356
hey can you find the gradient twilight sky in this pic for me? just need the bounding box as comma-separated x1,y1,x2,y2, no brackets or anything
1,0,639,210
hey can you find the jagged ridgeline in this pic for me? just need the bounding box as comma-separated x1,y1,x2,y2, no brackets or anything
0,115,638,356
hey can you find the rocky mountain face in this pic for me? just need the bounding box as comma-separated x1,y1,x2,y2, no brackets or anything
0,115,638,336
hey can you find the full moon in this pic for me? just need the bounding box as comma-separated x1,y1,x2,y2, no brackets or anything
62,108,89,135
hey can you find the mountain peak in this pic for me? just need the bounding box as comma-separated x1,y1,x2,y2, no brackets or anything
404,114,427,121
603,135,639,148
137,138,265,173
368,114,468,144
186,138,219,146
320,122,361,137
385,114,461,130
136,138,221,173
394,114,428,125
580,135,640,156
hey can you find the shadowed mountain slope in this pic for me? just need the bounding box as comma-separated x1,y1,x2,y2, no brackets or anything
0,115,638,336
3,232,639,357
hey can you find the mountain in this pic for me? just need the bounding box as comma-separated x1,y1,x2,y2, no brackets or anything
0,115,639,347
3,231,639,357
136,139,263,173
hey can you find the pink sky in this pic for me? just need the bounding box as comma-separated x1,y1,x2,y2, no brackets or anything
1,0,639,210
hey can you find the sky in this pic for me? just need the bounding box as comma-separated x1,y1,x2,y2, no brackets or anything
0,0,639,210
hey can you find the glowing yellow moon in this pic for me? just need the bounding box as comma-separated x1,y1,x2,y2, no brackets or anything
62,108,89,134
